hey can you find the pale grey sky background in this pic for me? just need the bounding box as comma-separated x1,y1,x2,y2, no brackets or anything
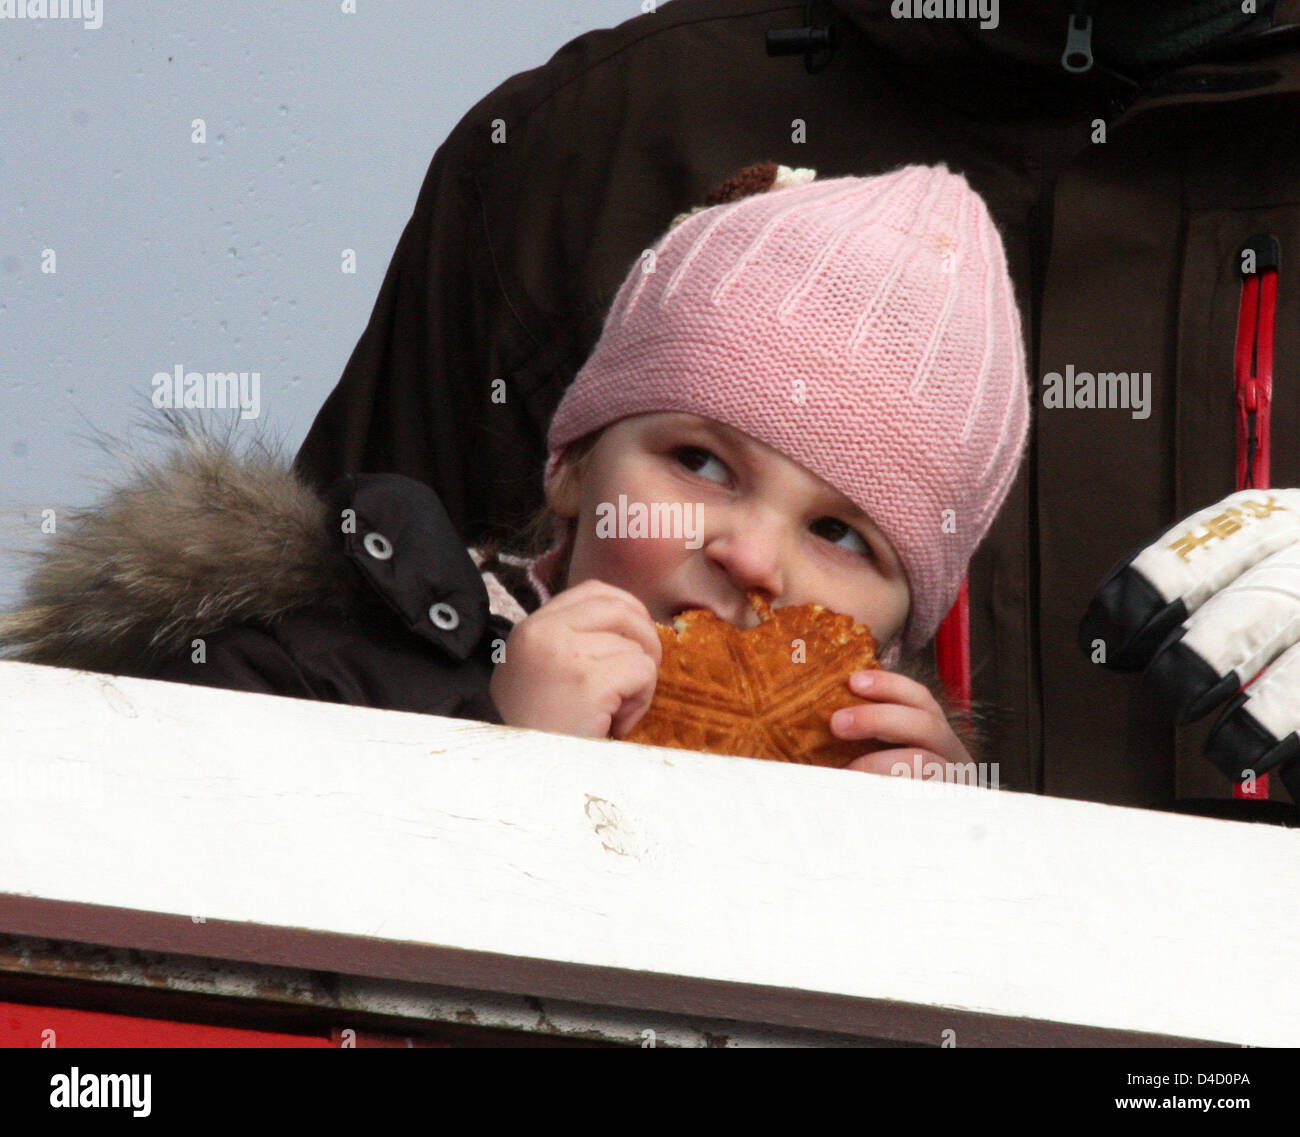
0,0,659,609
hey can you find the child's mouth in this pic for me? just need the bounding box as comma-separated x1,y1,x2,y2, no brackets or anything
668,600,749,627
669,600,712,620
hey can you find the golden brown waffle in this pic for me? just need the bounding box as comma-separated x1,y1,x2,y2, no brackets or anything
623,591,880,766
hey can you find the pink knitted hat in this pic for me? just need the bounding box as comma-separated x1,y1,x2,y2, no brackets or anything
540,163,1029,658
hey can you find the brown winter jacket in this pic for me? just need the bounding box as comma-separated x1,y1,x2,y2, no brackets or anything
290,0,1300,823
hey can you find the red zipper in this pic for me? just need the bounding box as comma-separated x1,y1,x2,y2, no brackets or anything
1232,234,1279,799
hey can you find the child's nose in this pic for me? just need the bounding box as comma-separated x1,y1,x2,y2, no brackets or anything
703,523,786,601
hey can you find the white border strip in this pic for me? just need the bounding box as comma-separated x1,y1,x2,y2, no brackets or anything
1,660,1296,1045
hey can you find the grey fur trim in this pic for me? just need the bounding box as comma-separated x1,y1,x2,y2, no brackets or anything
0,413,353,675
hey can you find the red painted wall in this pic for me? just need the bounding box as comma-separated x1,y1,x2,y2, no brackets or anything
0,1001,440,1047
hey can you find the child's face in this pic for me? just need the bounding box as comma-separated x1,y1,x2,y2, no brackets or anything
546,412,910,646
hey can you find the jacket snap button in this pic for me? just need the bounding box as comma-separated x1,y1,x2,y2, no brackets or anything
429,602,460,631
363,532,393,560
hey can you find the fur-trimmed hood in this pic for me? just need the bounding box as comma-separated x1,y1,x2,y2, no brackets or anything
0,417,365,676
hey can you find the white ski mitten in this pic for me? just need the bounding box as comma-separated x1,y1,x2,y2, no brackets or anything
1080,489,1300,792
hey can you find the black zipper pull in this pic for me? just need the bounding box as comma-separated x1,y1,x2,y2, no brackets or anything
765,1,837,74
1062,0,1094,73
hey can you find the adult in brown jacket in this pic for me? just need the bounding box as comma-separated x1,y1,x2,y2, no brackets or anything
291,0,1300,824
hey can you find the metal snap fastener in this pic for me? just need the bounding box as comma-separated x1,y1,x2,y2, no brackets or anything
428,602,460,631
362,531,393,560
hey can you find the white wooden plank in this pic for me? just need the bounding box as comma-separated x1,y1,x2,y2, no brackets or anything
0,658,1296,1045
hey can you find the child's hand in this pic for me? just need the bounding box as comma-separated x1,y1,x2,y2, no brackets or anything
829,668,974,776
489,579,662,741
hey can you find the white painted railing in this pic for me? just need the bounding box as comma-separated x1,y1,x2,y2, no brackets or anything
1,658,1296,1047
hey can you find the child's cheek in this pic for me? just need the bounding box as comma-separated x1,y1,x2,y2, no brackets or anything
596,532,685,598
566,511,690,606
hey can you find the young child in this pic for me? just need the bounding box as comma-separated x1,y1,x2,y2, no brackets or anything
0,162,1027,776
483,161,1029,774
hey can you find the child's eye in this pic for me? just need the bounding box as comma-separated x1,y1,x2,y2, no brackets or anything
811,517,875,559
672,445,731,483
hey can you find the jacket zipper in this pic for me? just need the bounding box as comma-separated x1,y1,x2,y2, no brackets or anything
1233,233,1280,800
1061,0,1094,73
941,0,1097,723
